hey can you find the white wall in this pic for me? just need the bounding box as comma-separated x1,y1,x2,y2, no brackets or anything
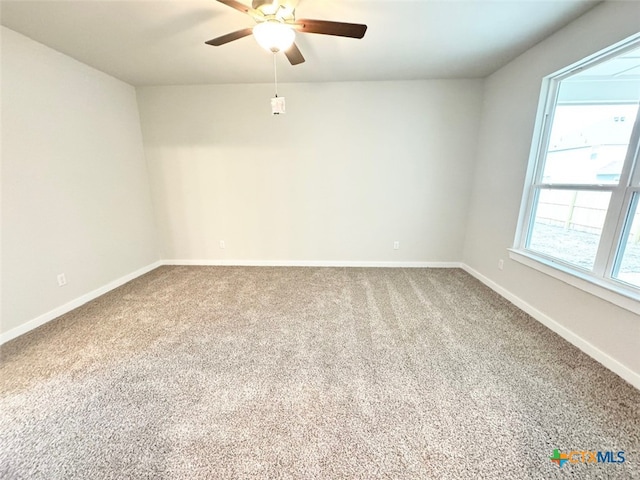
463,2,640,382
137,80,483,264
1,27,159,336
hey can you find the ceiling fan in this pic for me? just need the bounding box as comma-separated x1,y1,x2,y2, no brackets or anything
205,0,367,65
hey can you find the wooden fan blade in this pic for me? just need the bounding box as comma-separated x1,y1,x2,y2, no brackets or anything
294,19,367,39
216,0,263,20
285,43,305,65
217,0,252,15
205,27,254,46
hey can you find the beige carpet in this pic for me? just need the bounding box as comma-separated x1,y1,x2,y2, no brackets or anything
1,266,638,479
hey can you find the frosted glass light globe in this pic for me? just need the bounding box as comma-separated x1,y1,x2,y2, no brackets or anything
253,21,295,53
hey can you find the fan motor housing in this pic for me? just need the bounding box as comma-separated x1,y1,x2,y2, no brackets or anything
253,0,295,22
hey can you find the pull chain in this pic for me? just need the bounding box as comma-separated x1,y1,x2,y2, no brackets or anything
270,52,285,115
273,52,278,97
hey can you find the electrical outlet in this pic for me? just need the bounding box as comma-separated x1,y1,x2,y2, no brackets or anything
393,241,400,250
57,273,67,286
219,240,226,249
498,259,504,270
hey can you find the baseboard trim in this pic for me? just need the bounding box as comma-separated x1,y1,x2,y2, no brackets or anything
0,260,163,345
162,259,463,268
461,263,640,390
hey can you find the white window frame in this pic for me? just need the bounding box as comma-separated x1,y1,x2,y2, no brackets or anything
511,34,640,315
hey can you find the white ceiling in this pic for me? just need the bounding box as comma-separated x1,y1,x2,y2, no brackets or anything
1,0,601,86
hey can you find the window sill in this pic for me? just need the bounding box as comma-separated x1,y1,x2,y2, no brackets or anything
508,249,640,316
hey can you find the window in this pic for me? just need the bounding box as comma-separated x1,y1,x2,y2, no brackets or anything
513,36,640,307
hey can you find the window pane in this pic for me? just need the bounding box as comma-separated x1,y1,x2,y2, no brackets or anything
613,196,640,288
541,103,638,185
527,189,611,270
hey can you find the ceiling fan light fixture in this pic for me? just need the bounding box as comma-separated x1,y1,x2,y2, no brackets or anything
253,21,295,53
